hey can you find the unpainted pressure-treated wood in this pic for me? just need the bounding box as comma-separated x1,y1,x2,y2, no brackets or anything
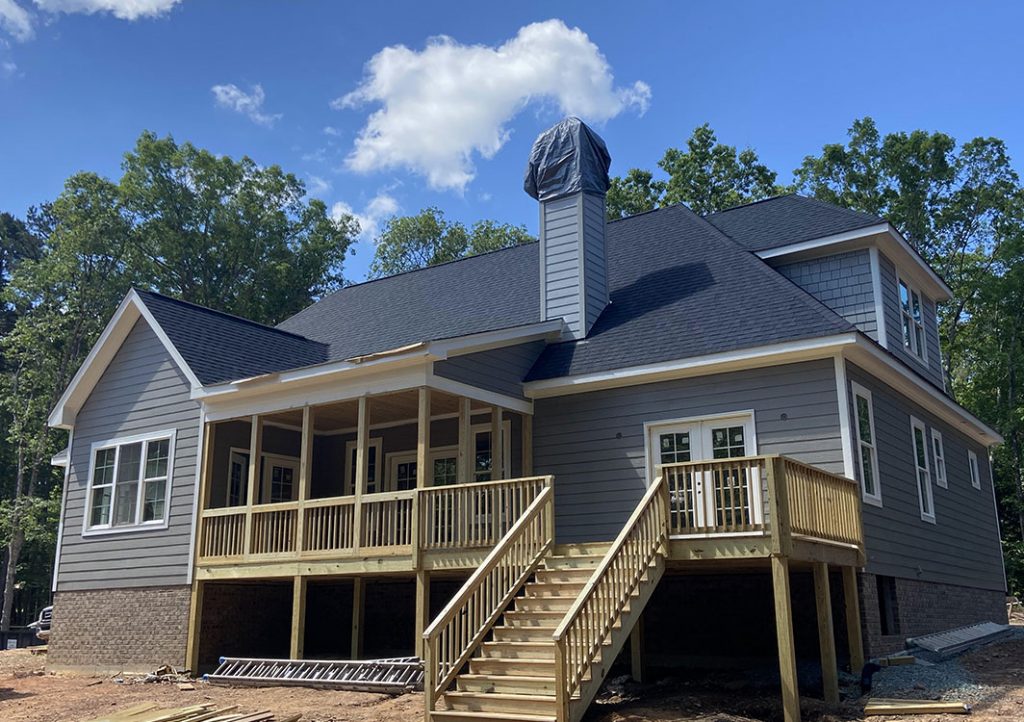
772,555,801,722
813,562,839,706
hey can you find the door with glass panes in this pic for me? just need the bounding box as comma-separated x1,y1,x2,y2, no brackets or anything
649,415,760,533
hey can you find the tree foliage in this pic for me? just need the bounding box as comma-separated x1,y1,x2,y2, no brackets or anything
369,207,532,278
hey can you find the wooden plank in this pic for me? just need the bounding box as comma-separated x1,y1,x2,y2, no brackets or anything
351,577,365,660
771,555,800,722
185,580,204,673
296,406,313,552
813,562,839,706
842,565,865,672
353,397,369,551
416,387,430,489
491,406,503,481
243,416,262,557
522,413,533,476
415,570,429,658
457,397,471,484
864,700,969,715
290,575,307,659
629,610,646,683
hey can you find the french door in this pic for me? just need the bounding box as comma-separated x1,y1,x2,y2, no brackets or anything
649,415,762,534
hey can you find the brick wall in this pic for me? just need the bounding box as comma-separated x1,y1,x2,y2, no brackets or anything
49,585,191,672
858,572,1007,658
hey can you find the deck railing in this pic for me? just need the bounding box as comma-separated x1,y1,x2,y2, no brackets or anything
198,508,246,558
423,484,554,712
250,503,298,556
302,497,356,554
361,490,415,549
420,476,550,550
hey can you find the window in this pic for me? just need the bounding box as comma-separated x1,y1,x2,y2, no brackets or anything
968,450,981,490
931,429,947,488
899,277,926,362
387,447,459,490
910,417,935,522
851,382,882,506
85,431,174,533
227,449,249,506
345,438,383,494
472,421,512,482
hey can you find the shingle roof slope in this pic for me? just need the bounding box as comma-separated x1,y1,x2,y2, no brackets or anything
525,204,854,380
276,243,541,359
137,290,328,385
704,194,883,251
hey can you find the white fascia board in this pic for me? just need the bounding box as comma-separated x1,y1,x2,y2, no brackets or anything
847,337,1002,446
757,223,952,301
523,333,859,398
48,290,201,429
430,320,565,359
426,372,533,415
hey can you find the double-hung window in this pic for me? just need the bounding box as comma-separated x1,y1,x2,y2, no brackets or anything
968,450,981,490
850,382,882,506
899,277,926,362
910,417,935,523
931,429,947,488
86,431,174,533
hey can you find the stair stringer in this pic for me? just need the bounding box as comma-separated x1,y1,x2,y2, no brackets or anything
566,554,666,722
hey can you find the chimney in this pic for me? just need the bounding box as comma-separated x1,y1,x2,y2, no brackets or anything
524,117,611,340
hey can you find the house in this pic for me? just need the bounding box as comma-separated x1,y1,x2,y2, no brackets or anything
45,118,1006,722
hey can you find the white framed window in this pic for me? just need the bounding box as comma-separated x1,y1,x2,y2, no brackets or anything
471,421,512,482
898,276,927,363
226,448,250,506
850,382,882,506
260,453,299,504
345,438,383,495
931,429,947,488
968,450,981,490
84,429,175,535
910,417,935,523
386,446,459,490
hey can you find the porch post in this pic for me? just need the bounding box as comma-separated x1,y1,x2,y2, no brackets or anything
771,555,801,722
842,566,865,672
413,388,430,567
353,396,369,551
296,406,313,554
522,413,533,476
185,579,204,673
814,562,840,706
351,576,365,659
242,415,262,557
415,570,430,658
458,397,472,483
290,575,308,659
630,610,646,683
491,406,503,480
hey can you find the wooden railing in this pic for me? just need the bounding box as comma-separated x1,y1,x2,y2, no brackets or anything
250,503,298,556
663,456,767,536
423,484,554,713
553,476,669,716
782,457,864,547
361,491,415,549
199,508,246,558
302,497,356,553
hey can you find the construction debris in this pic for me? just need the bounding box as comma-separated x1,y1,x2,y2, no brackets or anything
84,702,301,722
907,622,1012,661
206,656,423,693
864,697,971,715
144,664,192,684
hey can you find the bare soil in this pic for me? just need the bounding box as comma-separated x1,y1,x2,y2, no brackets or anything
0,639,1022,722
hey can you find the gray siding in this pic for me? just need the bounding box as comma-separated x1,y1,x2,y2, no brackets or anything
57,320,201,591
844,362,1004,591
433,341,545,400
775,249,878,339
878,252,945,387
581,192,608,333
534,359,844,542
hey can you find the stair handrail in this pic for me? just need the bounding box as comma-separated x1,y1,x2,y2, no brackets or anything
422,480,555,712
552,475,670,718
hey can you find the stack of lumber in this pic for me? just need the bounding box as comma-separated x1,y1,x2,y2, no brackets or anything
84,702,301,722
864,698,971,715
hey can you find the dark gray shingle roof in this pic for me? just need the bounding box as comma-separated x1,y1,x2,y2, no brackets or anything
704,194,883,252
137,290,328,385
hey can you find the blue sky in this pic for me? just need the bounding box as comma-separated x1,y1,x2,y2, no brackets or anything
2,1,1023,281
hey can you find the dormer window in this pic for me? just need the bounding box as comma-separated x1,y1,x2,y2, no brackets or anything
898,277,926,362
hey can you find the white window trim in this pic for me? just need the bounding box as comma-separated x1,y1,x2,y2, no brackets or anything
898,274,928,366
259,452,300,504
386,445,459,490
642,410,759,486
850,381,883,507
471,420,512,481
344,437,384,495
81,428,176,537
968,450,982,490
910,416,935,523
226,447,250,507
931,428,947,489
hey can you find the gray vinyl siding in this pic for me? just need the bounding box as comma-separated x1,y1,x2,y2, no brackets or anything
432,341,545,400
581,192,608,333
533,359,844,542
844,362,1004,591
775,250,878,339
56,319,201,591
878,252,945,388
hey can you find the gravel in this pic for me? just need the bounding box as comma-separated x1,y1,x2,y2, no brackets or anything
868,657,995,705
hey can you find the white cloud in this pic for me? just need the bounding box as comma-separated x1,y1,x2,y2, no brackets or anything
0,0,33,41
331,192,399,242
322,126,341,136
1,59,16,75
210,83,281,127
306,174,331,197
32,0,181,20
336,19,650,192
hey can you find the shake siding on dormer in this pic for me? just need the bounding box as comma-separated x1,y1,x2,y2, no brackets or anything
776,249,879,340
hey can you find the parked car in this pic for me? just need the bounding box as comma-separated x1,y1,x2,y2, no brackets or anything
28,606,51,642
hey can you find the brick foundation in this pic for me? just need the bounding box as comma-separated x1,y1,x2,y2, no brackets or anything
49,585,191,672
858,573,1007,658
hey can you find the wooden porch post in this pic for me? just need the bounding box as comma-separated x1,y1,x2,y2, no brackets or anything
413,388,430,567
185,580,204,672
351,577,365,659
630,611,646,683
842,566,865,672
522,413,533,476
186,421,215,672
353,397,369,551
242,415,263,556
290,575,308,659
771,556,801,722
415,570,430,658
296,406,313,554
458,397,472,484
814,562,840,706
491,406,503,480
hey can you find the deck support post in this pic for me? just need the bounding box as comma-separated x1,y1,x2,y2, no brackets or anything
814,562,840,706
413,388,430,568
630,610,646,683
491,406,503,480
771,555,801,722
842,566,865,673
351,577,365,660
185,579,204,673
242,415,263,556
290,575,307,660
458,397,472,484
353,397,369,552
415,570,430,658
296,406,313,552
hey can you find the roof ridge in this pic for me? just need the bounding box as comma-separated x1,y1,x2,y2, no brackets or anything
703,193,798,217
607,202,687,224
135,289,324,345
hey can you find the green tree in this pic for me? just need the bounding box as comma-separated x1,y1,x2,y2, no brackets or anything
369,207,532,278
0,213,41,334
606,169,666,220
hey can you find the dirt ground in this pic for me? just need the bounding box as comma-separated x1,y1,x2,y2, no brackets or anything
1,638,1023,722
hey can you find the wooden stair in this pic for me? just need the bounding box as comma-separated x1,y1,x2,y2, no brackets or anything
430,548,663,722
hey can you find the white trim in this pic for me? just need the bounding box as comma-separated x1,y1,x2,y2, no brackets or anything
968,450,982,490
427,372,533,415
834,356,857,481
430,320,564,358
988,452,1008,592
51,428,73,593
910,416,936,523
344,437,383,495
386,445,459,490
931,428,947,488
757,224,891,259
259,451,300,503
49,290,201,429
869,246,889,347
470,420,513,480
225,447,251,506
896,274,928,366
849,380,883,507
80,428,177,537
525,333,859,398
185,405,206,586
642,410,758,487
